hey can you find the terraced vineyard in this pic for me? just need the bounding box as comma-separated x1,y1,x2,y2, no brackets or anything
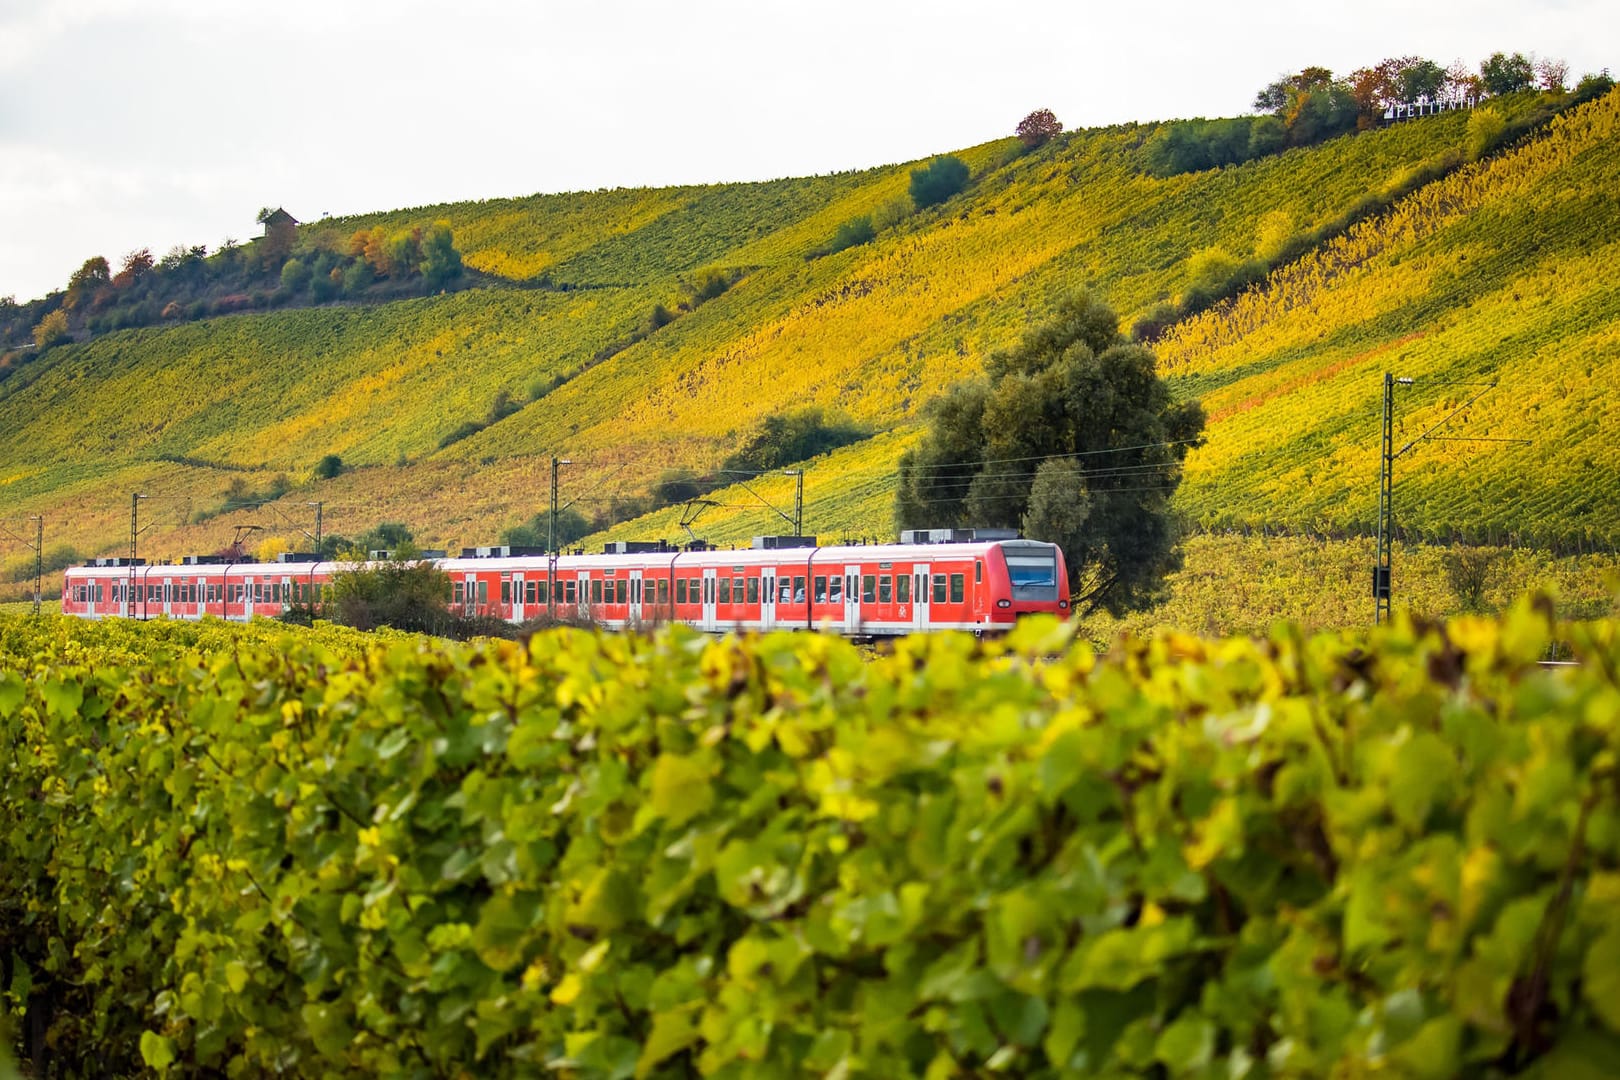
1161,91,1620,547
1,89,1616,627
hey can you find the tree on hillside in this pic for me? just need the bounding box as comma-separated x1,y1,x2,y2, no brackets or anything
1015,108,1063,148
1254,66,1358,145
420,222,463,289
1536,56,1570,93
65,256,110,310
895,294,1205,614
1480,51,1535,95
909,155,970,210
112,249,154,289
722,407,869,473
1394,58,1447,103
31,309,68,350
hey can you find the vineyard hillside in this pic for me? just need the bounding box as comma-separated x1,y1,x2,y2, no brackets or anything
2,89,1618,628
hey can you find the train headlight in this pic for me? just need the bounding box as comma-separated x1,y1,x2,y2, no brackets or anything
1059,600,1069,610
996,599,1011,609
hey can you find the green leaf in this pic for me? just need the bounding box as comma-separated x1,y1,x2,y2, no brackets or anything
636,1006,701,1078
472,892,538,972
1390,732,1457,831
0,671,23,715
300,1002,354,1059
139,1031,177,1071
1584,925,1620,1032
39,678,83,720
1155,1013,1215,1074
650,753,713,828
224,960,249,994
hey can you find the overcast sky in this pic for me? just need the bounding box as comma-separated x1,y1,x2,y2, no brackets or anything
1,0,1613,303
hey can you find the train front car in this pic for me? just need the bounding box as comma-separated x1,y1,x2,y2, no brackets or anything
983,539,1070,628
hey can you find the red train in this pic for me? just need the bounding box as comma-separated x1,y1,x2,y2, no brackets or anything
59,532,1070,637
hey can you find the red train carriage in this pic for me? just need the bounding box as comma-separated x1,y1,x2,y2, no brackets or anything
61,534,1069,638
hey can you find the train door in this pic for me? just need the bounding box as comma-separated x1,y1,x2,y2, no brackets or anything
629,569,643,626
913,562,931,631
513,573,525,621
701,568,718,632
760,568,776,631
577,571,590,620
844,567,860,633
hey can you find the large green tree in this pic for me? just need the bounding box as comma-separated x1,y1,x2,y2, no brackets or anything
895,294,1205,614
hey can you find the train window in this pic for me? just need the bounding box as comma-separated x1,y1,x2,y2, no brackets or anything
719,578,731,605
591,579,603,604
792,576,805,603
829,576,842,603
897,574,910,604
975,561,983,584
950,574,965,603
615,579,626,605
862,574,876,604
933,574,947,604
657,579,668,605
879,576,892,604
454,582,465,603
478,580,489,604
537,580,549,603
676,578,688,604
565,580,577,603
746,577,759,605
814,576,827,604
501,581,512,604
773,577,786,604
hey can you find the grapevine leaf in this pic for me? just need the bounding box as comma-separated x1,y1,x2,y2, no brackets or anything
650,753,713,828
138,1031,176,1072
0,672,23,715
1583,926,1620,1032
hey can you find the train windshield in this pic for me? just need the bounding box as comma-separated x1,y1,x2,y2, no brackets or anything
1007,557,1056,588
1001,544,1060,602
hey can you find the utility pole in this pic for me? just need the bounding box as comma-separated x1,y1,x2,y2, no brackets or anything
130,493,141,620
549,457,573,556
33,515,42,616
785,469,804,537
1373,373,1516,625
313,501,323,556
0,516,44,615
1374,374,1410,625
549,456,572,618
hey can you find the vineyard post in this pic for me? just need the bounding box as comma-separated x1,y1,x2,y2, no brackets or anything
33,514,42,616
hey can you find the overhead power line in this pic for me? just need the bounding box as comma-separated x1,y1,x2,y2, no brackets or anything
901,438,1201,475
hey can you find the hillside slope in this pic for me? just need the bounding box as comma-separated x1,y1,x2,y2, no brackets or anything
2,91,1616,608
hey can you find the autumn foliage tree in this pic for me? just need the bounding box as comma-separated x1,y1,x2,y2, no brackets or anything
112,248,154,290
1015,108,1063,148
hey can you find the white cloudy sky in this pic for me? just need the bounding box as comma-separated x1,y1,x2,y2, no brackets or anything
0,0,1613,302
